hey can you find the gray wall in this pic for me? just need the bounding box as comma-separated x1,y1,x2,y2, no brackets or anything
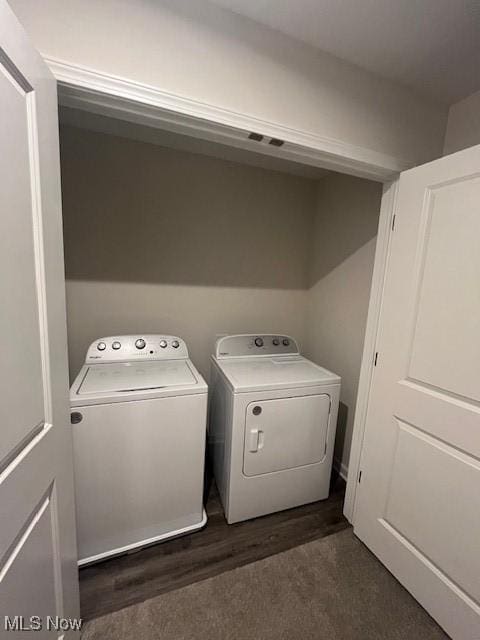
60,125,315,380
443,89,480,155
304,174,382,474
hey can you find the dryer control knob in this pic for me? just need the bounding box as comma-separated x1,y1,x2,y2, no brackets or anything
282,338,290,346
135,338,146,349
97,342,106,351
172,340,180,349
255,337,264,347
159,340,168,348
112,341,121,350
272,338,280,346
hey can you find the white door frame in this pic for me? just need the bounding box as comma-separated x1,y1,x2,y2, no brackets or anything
46,57,409,182
343,181,399,522
45,56,401,524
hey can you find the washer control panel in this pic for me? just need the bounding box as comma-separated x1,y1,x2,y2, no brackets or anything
85,335,188,363
216,334,299,358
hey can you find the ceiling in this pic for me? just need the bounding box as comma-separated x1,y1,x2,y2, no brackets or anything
210,0,480,104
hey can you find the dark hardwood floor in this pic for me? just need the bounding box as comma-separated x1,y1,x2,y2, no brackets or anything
79,474,349,620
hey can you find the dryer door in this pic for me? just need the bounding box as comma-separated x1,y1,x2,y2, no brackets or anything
243,394,330,477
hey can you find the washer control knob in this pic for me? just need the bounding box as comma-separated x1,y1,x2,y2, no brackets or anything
112,341,121,350
97,342,106,351
282,338,290,346
159,340,168,348
272,338,280,346
135,338,146,349
254,337,264,347
172,340,180,349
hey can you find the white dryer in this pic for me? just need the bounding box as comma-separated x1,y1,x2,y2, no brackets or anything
208,334,340,524
70,335,208,565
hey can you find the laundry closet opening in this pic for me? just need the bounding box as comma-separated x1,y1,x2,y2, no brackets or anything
58,105,382,491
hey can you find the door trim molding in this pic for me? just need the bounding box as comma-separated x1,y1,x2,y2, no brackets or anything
343,179,399,523
44,56,409,182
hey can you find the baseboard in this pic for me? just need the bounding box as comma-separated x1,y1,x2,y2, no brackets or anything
333,458,348,482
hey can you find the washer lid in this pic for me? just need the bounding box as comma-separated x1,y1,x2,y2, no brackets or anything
216,355,340,392
77,360,197,395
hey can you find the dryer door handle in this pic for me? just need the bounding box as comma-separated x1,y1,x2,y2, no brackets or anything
248,428,264,453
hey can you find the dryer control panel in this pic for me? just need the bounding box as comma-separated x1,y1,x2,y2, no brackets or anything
216,334,299,358
85,335,188,363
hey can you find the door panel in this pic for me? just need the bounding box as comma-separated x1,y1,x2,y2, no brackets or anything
0,493,60,640
385,420,480,603
408,177,480,401
0,429,56,562
0,2,80,631
243,394,330,476
396,381,480,458
0,49,45,468
354,145,480,639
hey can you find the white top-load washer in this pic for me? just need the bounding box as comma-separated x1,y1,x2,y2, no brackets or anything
208,334,341,524
70,335,208,565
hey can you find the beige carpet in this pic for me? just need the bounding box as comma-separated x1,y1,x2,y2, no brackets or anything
81,528,448,640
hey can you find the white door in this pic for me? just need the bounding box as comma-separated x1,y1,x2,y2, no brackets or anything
0,2,80,635
354,144,480,639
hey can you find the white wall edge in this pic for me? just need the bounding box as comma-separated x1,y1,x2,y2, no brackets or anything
45,56,410,182
333,458,348,483
342,179,399,524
